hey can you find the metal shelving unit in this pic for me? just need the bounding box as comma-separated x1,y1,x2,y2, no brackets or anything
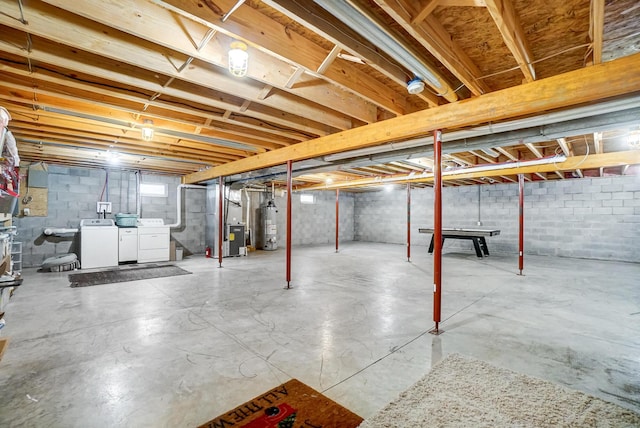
10,240,21,276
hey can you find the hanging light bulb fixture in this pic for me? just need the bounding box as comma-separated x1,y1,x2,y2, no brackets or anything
228,40,248,77
141,119,154,141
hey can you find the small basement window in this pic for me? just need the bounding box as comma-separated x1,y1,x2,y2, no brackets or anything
140,182,168,197
300,194,315,204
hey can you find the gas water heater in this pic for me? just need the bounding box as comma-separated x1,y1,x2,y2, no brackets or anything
261,200,278,250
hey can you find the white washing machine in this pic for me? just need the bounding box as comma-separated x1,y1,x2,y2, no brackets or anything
137,218,170,263
80,219,119,269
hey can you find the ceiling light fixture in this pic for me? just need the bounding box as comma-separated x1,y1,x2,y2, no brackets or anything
407,77,425,95
141,119,154,141
105,150,120,164
228,40,249,77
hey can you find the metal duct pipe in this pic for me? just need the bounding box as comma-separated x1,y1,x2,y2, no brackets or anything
243,188,251,247
136,171,142,217
323,94,640,162
215,96,640,188
314,0,444,90
166,183,207,228
316,106,640,172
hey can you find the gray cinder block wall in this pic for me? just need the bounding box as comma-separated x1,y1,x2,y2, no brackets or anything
203,187,354,252
274,190,355,247
354,175,640,263
14,165,206,268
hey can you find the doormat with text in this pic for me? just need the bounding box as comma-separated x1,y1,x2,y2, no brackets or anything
198,379,363,428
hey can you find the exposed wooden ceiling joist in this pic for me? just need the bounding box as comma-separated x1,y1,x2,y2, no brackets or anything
0,0,637,187
485,0,536,82
157,0,415,116
590,0,605,64
374,0,491,96
263,0,441,107
183,52,640,183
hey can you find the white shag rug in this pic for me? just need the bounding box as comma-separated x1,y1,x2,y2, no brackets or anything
359,354,640,428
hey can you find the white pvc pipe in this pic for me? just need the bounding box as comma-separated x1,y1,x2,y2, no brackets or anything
166,183,207,228
243,187,250,231
44,228,78,236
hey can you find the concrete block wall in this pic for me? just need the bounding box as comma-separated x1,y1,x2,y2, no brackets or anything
354,175,640,263
13,165,206,268
203,188,354,252
274,190,355,247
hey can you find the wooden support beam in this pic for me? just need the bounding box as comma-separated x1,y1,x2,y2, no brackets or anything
183,53,640,184
496,146,518,161
557,137,583,177
439,0,486,5
590,0,605,64
469,150,497,164
444,154,471,166
284,67,305,89
257,85,274,100
534,172,547,180
317,45,341,75
593,131,604,154
411,0,439,25
485,0,536,82
556,138,571,156
525,143,544,158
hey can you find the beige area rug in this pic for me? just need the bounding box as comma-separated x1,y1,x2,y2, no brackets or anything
359,354,640,428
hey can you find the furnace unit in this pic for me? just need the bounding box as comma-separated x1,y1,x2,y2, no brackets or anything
225,224,245,256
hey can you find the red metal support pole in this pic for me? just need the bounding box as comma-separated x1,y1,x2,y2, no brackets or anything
407,183,411,262
218,176,223,268
431,130,443,335
286,160,292,288
518,173,525,275
335,188,339,253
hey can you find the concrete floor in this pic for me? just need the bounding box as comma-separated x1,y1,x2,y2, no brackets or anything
0,242,639,427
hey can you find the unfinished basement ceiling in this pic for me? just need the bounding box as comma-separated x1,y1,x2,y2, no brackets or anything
0,0,639,189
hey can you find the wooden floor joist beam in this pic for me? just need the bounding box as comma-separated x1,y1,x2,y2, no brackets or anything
183,53,640,184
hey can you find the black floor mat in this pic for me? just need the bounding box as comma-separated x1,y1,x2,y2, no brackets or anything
68,264,191,288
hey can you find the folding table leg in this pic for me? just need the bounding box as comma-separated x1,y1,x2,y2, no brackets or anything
472,238,483,258
479,237,490,256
